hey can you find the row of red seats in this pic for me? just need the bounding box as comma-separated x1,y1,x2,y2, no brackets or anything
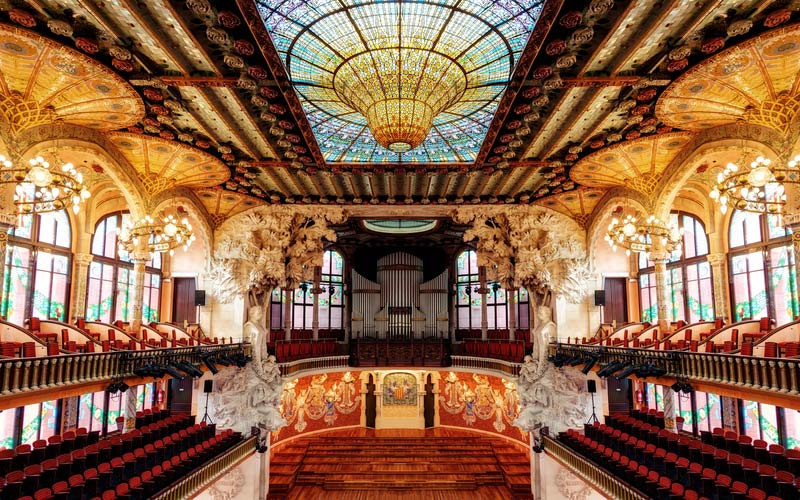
0,427,100,477
585,412,800,498
455,329,510,341
462,340,525,363
275,340,337,362
0,412,206,498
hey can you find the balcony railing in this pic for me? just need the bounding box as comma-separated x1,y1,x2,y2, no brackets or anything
278,355,350,377
542,435,647,500
548,343,800,397
0,343,251,398
450,355,521,377
153,434,258,499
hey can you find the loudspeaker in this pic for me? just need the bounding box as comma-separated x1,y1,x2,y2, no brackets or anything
587,380,597,393
195,290,206,307
203,380,213,393
594,290,605,306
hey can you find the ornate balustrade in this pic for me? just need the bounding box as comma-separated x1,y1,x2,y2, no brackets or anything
153,434,258,499
450,355,521,377
0,343,251,398
542,435,647,500
278,355,351,377
548,343,800,398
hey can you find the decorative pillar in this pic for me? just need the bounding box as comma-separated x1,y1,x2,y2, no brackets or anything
283,287,293,341
259,431,271,499
706,253,730,322
478,267,488,341
70,253,93,321
124,385,139,433
662,385,677,432
721,396,739,432
792,226,800,310
311,267,322,341
651,250,670,335
530,433,541,500
130,251,150,333
0,221,13,314
61,396,79,432
507,287,517,341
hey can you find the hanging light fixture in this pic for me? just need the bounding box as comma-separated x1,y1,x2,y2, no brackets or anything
709,154,800,214
0,154,90,214
604,213,683,257
117,213,195,257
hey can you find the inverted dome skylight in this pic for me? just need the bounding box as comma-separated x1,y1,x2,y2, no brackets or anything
257,0,543,163
363,219,437,234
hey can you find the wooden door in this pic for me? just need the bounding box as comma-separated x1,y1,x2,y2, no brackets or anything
603,277,628,325
365,375,376,428
606,377,632,415
168,378,193,415
172,277,197,325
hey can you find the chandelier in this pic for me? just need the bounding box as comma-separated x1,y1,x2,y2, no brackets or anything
118,213,195,257
333,48,467,152
709,154,800,214
605,214,683,257
0,154,90,214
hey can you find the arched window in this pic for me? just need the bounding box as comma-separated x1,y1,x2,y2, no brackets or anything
1,211,72,324
728,210,797,324
270,249,345,330
455,250,481,330
85,212,162,323
638,212,714,323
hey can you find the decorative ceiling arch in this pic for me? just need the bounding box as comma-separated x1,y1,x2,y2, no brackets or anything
0,23,143,136
150,188,215,262
106,132,230,199
534,187,605,229
656,23,800,134
195,188,266,229
584,186,653,264
569,132,694,197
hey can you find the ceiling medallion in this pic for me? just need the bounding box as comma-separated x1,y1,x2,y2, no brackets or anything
0,154,90,214
709,154,800,214
605,214,683,257
118,213,196,257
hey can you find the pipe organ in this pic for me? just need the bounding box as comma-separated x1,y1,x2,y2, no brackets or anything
351,252,448,339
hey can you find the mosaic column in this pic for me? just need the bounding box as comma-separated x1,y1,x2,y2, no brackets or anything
478,267,488,341
70,253,94,321
283,287,293,341
311,267,322,341
0,222,10,314
662,385,677,432
792,226,800,312
651,250,670,335
507,287,517,341
130,251,150,333
62,396,79,432
124,385,139,433
706,253,729,322
721,396,739,432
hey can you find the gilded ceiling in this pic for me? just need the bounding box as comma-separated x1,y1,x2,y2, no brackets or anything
0,0,797,230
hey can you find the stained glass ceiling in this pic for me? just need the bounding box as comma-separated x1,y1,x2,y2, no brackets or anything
257,0,543,163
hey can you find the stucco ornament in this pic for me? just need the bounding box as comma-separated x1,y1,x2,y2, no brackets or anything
209,354,286,435
207,206,346,303
453,206,592,303
513,355,590,438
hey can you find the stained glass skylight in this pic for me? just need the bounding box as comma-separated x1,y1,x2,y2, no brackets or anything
257,0,544,163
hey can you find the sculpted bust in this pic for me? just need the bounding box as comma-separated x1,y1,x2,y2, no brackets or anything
532,305,556,361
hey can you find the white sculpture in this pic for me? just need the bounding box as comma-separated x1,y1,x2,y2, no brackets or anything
531,305,557,376
513,355,590,437
210,354,286,435
243,305,269,378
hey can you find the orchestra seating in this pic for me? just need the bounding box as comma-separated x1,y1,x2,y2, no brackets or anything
275,340,337,362
461,340,525,363
557,409,800,500
0,409,244,499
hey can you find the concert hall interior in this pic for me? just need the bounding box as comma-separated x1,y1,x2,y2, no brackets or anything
1,1,800,499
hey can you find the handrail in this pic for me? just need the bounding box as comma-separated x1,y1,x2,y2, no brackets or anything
548,342,800,396
0,343,251,397
450,355,521,377
542,435,648,500
153,434,258,499
278,355,350,377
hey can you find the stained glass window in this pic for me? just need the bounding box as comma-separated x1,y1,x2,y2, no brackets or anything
319,250,344,330
741,400,780,445
638,212,714,323
785,409,800,449
19,400,58,445
77,391,107,435
694,391,723,433
729,210,798,324
456,250,481,330
1,211,71,324
0,408,15,450
86,212,162,323
256,0,544,163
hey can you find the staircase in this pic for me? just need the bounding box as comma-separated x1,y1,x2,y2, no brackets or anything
269,434,532,498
